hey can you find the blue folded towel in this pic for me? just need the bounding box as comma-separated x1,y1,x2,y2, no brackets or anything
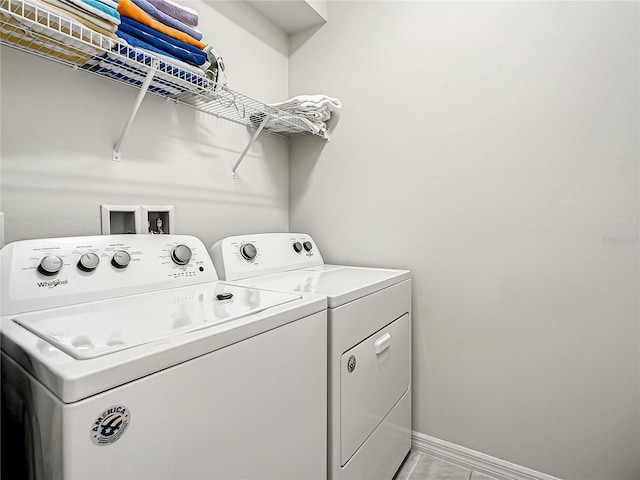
96,0,118,9
121,16,204,55
114,46,205,86
120,17,208,60
83,0,119,18
130,0,202,41
116,27,207,66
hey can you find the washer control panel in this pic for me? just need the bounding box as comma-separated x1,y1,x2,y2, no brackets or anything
211,233,324,281
1,235,217,316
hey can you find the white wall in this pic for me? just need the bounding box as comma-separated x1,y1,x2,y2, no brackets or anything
0,1,290,248
289,2,640,480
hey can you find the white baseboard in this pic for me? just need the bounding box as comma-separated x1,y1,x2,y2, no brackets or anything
411,431,563,480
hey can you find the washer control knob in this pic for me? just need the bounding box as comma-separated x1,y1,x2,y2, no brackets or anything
111,250,131,269
240,243,257,261
293,242,303,253
303,241,313,252
38,256,63,276
78,253,100,272
171,245,192,265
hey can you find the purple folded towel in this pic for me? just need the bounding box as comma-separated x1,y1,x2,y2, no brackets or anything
146,0,198,27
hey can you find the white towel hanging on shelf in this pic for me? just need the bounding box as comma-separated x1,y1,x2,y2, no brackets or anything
265,94,342,139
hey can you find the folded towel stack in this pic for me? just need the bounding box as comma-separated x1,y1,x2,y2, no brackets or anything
264,95,342,139
42,0,121,37
1,0,106,63
116,0,208,69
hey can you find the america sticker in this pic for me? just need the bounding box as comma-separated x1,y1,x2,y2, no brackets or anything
90,405,131,446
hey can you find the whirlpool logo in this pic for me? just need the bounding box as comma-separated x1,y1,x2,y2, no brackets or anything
37,279,69,289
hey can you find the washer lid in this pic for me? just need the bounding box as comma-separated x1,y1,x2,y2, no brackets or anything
11,283,300,359
239,265,410,308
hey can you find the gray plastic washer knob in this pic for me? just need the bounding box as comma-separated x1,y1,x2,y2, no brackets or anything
39,256,63,275
171,245,192,265
240,243,257,261
78,253,100,271
111,250,131,269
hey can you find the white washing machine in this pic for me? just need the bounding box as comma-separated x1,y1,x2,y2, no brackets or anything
211,233,412,480
1,234,327,480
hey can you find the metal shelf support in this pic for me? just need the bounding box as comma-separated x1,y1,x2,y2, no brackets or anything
113,61,158,162
1,0,326,164
231,114,269,178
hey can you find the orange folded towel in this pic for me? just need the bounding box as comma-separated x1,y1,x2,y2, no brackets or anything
117,0,205,50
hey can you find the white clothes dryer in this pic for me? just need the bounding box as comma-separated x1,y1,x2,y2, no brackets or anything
1,234,327,480
211,233,412,480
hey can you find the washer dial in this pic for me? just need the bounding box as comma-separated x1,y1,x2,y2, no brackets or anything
111,250,131,269
38,256,63,276
293,242,303,253
171,245,192,265
303,241,313,252
240,243,257,261
78,253,100,272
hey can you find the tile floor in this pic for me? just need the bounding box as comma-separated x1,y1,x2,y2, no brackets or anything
394,450,498,480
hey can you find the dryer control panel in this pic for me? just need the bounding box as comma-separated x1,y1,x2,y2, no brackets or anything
211,233,324,281
1,235,217,316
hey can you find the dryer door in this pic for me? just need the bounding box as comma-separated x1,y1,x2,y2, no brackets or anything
340,313,410,466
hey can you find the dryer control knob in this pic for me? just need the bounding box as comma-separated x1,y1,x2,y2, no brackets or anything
111,250,131,269
78,253,100,272
240,243,257,261
293,242,303,253
38,256,63,276
171,245,192,265
303,241,313,252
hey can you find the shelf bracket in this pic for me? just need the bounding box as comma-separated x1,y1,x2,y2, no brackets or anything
113,62,158,162
231,114,269,178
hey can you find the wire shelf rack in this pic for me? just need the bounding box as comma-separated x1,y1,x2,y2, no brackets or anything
0,0,320,169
